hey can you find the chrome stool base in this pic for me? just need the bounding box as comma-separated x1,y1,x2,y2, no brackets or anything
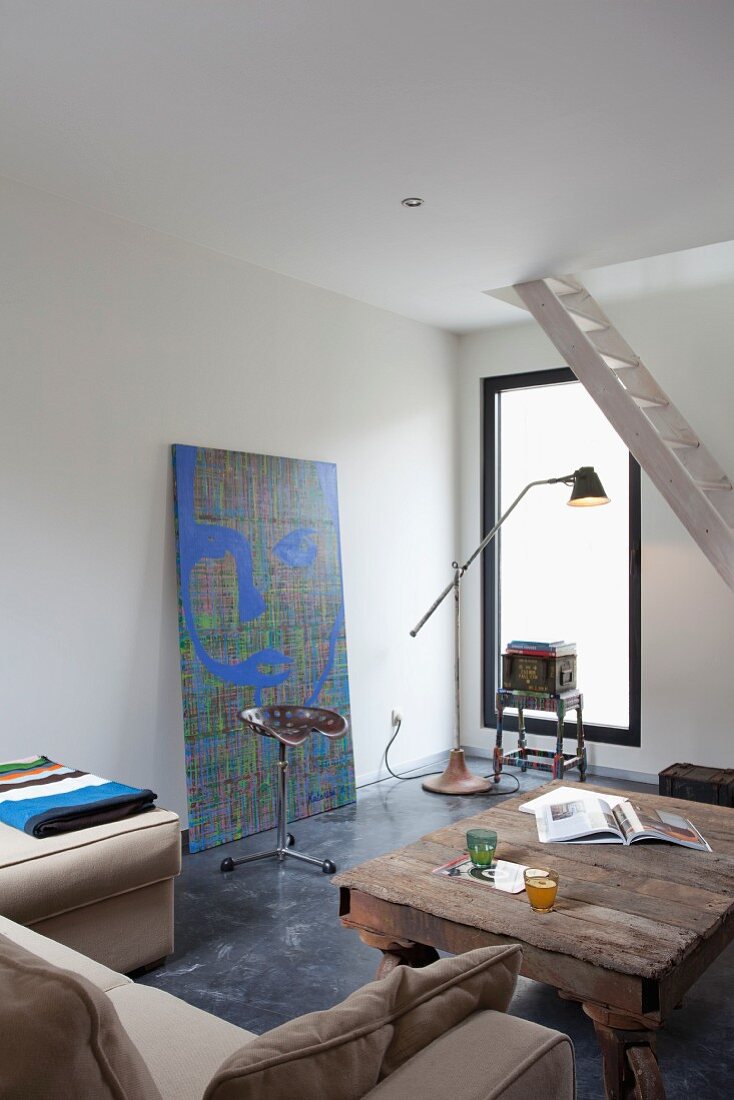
219,706,347,877
220,829,336,876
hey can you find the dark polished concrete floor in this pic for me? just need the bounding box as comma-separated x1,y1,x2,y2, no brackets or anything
139,762,733,1099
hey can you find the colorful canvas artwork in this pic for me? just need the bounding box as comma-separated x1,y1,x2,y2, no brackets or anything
172,444,355,853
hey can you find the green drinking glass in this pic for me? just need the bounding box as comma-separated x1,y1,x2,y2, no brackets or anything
466,828,497,868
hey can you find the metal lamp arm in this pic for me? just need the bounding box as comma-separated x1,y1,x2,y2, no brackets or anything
410,475,573,638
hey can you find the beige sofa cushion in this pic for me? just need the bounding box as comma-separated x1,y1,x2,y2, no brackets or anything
0,913,130,993
205,944,522,1100
362,1010,575,1100
0,808,181,926
109,984,256,1100
0,931,162,1100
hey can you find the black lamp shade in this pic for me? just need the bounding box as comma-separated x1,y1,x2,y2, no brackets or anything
567,466,610,507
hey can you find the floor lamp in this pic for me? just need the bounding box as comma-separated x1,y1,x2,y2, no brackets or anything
410,466,610,795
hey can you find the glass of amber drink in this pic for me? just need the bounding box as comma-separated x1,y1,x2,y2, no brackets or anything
524,868,559,912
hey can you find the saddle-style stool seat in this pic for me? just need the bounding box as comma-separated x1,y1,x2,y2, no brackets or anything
220,705,348,876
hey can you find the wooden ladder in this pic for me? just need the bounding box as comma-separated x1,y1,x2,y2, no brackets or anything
511,276,734,592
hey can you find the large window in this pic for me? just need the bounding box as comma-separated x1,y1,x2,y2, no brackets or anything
482,369,640,746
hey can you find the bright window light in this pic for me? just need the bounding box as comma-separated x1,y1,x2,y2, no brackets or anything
498,380,629,728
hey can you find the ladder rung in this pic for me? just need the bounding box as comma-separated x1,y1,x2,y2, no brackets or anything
560,291,609,329
675,442,732,487
602,355,639,372
632,395,669,408
616,364,669,406
587,326,640,367
546,275,583,296
644,404,700,448
695,478,733,491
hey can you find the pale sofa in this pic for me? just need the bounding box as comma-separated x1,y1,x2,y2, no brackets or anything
0,913,575,1099
0,807,181,973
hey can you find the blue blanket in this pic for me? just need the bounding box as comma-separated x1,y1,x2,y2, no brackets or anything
0,756,157,838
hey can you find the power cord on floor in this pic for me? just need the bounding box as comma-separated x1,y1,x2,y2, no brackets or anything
368,717,521,793
383,718,446,781
482,767,520,793
354,718,438,789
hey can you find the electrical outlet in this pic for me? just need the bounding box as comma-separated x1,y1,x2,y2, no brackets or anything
391,708,403,726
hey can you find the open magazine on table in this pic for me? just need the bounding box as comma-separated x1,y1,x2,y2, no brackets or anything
519,785,627,817
535,795,711,850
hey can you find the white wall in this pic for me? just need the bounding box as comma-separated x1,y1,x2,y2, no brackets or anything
458,280,734,780
0,176,458,824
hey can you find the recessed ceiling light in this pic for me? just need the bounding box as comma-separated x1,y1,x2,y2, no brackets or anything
401,197,424,208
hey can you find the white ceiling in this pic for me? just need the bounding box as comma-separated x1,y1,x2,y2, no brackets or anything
2,1,734,332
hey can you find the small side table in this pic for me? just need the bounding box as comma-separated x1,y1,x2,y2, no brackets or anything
493,688,586,782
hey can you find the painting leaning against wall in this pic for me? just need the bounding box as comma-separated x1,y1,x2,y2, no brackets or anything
172,444,355,853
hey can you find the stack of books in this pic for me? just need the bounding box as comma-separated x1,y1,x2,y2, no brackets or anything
505,639,577,658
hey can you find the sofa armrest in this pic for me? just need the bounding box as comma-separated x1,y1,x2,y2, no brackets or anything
362,1010,575,1100
0,913,130,993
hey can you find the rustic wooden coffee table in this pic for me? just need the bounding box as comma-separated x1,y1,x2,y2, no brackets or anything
333,781,734,1100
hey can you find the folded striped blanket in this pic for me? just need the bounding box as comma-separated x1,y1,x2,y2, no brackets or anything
0,756,157,838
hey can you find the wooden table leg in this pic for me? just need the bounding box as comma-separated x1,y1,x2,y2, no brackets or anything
375,942,440,979
627,1046,666,1100
584,1003,666,1100
351,926,440,979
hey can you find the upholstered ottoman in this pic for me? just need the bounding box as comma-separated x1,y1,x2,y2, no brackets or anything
0,807,181,974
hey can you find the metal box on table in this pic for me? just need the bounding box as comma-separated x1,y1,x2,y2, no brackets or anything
502,653,576,694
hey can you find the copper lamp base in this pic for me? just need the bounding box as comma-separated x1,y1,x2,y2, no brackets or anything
421,749,492,795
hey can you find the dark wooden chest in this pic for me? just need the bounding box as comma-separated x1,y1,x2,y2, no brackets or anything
659,763,734,807
502,653,576,694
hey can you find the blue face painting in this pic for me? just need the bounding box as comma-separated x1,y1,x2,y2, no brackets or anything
173,445,345,708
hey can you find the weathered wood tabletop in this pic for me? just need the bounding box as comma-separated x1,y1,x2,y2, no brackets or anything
333,780,734,1100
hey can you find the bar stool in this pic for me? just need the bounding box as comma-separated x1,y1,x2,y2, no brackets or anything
220,705,348,875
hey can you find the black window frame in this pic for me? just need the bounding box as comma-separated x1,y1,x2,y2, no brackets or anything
481,368,641,747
